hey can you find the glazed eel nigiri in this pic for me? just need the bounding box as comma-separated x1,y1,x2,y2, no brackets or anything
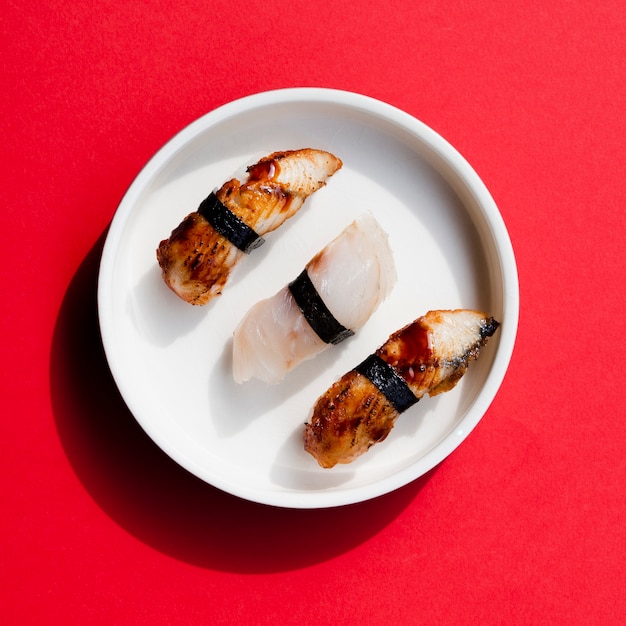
157,149,342,305
233,214,397,384
304,309,499,468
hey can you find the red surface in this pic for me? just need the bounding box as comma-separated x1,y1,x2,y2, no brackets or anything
3,1,625,624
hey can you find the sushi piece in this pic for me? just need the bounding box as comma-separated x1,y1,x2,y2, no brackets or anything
156,148,342,305
232,214,397,384
304,309,500,468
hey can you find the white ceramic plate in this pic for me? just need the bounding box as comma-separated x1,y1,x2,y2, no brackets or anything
98,88,518,509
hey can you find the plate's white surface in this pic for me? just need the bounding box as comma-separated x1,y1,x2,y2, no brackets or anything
98,88,518,508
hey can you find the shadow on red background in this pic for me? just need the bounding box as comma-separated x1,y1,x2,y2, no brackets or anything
50,231,432,573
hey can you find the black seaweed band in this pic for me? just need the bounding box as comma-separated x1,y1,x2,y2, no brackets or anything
355,354,419,413
288,269,355,345
197,192,265,253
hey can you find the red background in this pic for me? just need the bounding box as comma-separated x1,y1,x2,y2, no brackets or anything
3,1,625,624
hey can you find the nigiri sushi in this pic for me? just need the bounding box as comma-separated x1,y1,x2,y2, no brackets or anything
232,214,397,384
304,309,500,468
156,148,342,305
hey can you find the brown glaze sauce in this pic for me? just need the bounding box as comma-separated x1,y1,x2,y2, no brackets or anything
246,158,277,182
376,321,432,383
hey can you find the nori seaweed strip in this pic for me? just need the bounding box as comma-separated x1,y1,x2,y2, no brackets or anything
355,354,419,413
288,269,355,345
197,192,265,253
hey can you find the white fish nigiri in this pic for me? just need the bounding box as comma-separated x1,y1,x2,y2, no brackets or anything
233,214,397,384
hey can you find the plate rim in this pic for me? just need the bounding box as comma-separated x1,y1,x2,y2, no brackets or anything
97,87,519,509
